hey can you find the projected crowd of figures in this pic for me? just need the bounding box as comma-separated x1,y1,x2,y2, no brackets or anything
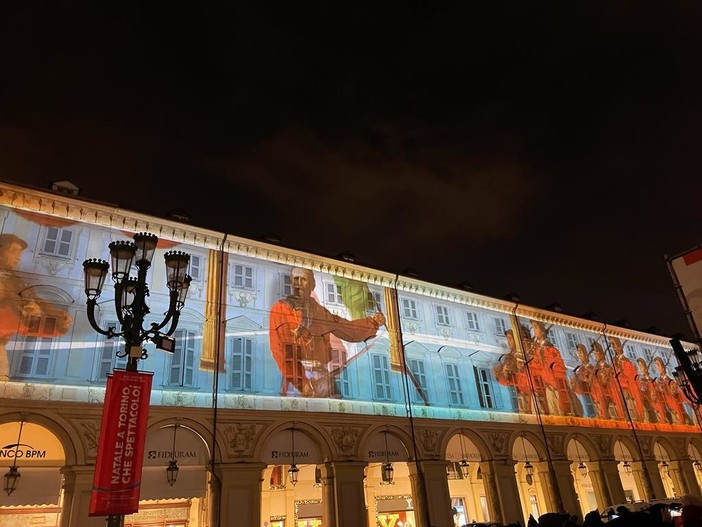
493,319,696,427
0,205,697,431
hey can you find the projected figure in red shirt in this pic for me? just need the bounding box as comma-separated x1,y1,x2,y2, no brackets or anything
571,344,599,418
609,337,646,422
635,357,664,423
592,341,625,420
268,267,385,398
530,320,572,415
493,328,532,413
653,356,693,425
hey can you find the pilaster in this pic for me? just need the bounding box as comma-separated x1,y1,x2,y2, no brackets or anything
217,462,266,527
60,465,105,527
327,461,367,527
480,458,523,526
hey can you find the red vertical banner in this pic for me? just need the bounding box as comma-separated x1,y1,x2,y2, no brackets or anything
89,370,153,516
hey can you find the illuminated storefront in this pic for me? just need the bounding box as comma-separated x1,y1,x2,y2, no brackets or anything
0,179,700,527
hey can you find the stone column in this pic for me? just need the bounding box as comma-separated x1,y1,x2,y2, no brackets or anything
673,459,702,498
208,469,221,527
327,461,367,527
535,461,561,514
407,460,431,527
60,465,105,527
217,462,266,527
480,458,523,526
631,460,662,501
668,459,691,497
411,459,452,527
549,459,581,520
588,460,625,511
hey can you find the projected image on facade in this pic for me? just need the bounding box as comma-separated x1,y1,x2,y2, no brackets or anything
0,205,697,434
497,316,697,430
269,267,386,398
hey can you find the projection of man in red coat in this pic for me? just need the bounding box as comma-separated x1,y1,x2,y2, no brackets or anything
269,268,385,397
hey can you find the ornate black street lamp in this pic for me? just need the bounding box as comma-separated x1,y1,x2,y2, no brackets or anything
83,232,191,372
82,232,191,527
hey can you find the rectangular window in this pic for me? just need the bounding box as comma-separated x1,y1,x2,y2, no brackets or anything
331,347,350,397
465,312,480,331
189,254,202,281
625,344,637,359
170,329,196,386
409,358,428,404
41,227,74,258
436,305,450,326
494,318,507,337
565,332,579,352
401,298,418,319
97,323,128,380
325,282,343,304
367,290,383,314
16,315,59,378
548,329,561,349
233,264,254,290
231,337,253,390
282,273,292,296
371,354,392,401
474,366,494,409
446,363,465,406
643,347,654,362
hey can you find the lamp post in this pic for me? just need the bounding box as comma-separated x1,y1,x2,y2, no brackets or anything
671,338,702,406
82,232,191,527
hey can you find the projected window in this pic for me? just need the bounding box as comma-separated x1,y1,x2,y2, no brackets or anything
625,344,637,359
331,347,351,397
548,328,561,349
409,358,428,404
643,347,654,362
189,254,202,281
325,282,343,305
372,354,392,401
282,273,292,296
401,298,418,320
96,321,127,380
367,290,383,314
14,315,60,378
493,318,507,337
39,226,74,258
445,364,465,406
233,264,254,290
230,337,253,391
169,329,197,386
435,305,451,326
465,311,480,331
565,332,580,357
474,366,494,409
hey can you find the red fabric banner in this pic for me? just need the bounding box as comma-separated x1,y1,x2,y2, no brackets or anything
89,370,153,516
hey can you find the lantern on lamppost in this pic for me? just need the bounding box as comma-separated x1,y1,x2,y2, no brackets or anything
82,233,191,369
3,419,25,496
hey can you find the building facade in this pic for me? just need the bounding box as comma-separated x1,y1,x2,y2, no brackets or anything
0,179,700,527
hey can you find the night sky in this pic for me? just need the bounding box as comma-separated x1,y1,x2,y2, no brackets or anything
2,2,702,339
